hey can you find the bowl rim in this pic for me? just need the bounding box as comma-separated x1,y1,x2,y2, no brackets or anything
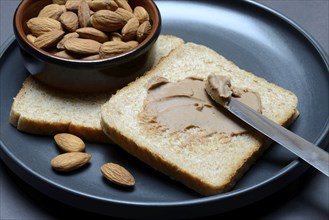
13,0,162,68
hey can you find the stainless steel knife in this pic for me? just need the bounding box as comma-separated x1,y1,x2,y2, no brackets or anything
226,98,329,177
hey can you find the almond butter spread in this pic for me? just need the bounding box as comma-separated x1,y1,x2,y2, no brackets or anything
142,74,261,134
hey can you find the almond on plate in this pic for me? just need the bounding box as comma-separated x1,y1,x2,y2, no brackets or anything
101,162,135,187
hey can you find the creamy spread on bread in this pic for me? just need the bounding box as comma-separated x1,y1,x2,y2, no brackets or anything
141,75,261,134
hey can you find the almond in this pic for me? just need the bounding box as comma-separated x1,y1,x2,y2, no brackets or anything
34,29,65,49
82,54,101,60
121,17,139,41
126,40,139,48
137,20,151,42
133,6,149,24
91,9,126,32
65,0,92,11
53,0,68,5
110,32,123,41
54,133,86,152
101,163,135,187
51,152,91,172
26,34,36,44
78,0,91,28
99,41,132,58
54,50,78,59
88,0,118,11
57,32,79,50
76,27,109,43
27,17,63,37
115,8,135,22
60,11,79,32
64,38,101,54
65,0,82,11
114,0,132,13
38,4,66,20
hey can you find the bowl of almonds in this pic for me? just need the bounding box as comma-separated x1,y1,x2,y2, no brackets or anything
14,0,161,92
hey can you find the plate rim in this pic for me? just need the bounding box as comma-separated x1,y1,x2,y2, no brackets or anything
1,0,329,218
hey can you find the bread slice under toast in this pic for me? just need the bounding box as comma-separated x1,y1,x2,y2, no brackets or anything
100,42,299,195
9,35,184,143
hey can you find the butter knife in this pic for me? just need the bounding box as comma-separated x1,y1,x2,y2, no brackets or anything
226,98,329,177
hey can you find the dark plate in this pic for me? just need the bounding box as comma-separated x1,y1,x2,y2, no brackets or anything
1,1,328,219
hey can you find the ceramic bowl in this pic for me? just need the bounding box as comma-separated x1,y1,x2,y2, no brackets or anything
14,0,161,92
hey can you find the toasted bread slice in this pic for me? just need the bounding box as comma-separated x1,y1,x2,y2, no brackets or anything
100,42,299,195
9,35,184,142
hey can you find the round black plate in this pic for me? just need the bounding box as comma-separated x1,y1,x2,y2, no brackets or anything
1,1,328,219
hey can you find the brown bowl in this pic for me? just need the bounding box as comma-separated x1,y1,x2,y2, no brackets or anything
14,0,161,92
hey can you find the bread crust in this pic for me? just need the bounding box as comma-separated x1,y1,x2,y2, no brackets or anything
102,116,272,195
101,112,298,195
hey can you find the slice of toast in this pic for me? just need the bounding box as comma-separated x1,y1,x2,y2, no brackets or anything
100,42,299,195
9,35,184,143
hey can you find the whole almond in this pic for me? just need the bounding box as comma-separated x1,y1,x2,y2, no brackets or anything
114,0,132,13
110,32,122,41
54,50,78,59
51,152,91,172
57,32,79,50
65,0,82,11
91,9,126,32
101,163,135,187
137,20,151,42
65,0,92,11
64,38,101,54
76,27,109,43
27,17,63,37
88,0,118,11
60,11,79,32
133,6,149,24
99,41,132,58
78,0,91,28
54,133,86,152
34,29,65,49
82,54,101,60
115,8,135,22
26,34,36,44
126,40,139,48
121,17,139,41
53,0,67,5
38,4,66,20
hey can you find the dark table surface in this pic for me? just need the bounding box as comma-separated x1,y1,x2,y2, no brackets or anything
1,0,328,219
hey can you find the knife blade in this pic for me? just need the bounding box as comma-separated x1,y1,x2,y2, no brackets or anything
226,98,329,177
